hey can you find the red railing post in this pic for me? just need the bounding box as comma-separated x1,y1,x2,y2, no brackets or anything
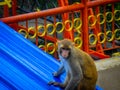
81,0,89,53
58,0,74,40
12,0,17,16
3,5,9,17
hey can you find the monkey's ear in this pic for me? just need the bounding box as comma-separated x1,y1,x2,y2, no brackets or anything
72,41,75,46
57,40,60,44
56,40,60,46
56,40,61,48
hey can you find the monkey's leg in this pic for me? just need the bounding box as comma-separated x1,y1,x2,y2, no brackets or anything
65,77,80,90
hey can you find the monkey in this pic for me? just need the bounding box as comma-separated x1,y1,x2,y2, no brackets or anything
48,39,98,90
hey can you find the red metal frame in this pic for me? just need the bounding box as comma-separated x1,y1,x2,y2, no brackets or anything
0,0,120,59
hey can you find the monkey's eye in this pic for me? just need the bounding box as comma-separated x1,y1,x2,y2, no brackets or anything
61,47,70,50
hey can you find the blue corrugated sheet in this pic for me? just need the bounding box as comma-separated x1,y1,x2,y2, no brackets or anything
0,21,103,90
0,21,64,90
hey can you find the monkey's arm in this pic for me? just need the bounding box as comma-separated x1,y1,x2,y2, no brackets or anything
48,72,70,88
53,63,65,76
65,63,83,90
65,73,83,90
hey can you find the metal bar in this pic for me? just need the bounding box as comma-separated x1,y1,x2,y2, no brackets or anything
87,0,120,8
111,4,115,47
1,4,84,24
12,0,17,16
103,5,107,49
81,0,89,52
3,5,9,17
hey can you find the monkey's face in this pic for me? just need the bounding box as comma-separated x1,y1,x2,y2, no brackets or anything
60,46,71,59
57,39,74,59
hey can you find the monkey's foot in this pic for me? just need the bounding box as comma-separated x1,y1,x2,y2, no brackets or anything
48,81,60,86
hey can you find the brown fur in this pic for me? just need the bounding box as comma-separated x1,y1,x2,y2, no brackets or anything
76,49,98,90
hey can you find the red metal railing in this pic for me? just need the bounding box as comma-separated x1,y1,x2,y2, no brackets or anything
0,0,120,59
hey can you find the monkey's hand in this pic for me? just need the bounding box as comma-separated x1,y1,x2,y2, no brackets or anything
52,72,59,77
48,81,60,86
48,81,65,88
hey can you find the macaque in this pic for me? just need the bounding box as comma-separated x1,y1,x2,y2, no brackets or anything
48,39,98,90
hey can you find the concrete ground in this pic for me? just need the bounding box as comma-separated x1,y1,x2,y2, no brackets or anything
95,56,120,90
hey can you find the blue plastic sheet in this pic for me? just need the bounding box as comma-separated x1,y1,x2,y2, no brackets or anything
0,21,64,90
